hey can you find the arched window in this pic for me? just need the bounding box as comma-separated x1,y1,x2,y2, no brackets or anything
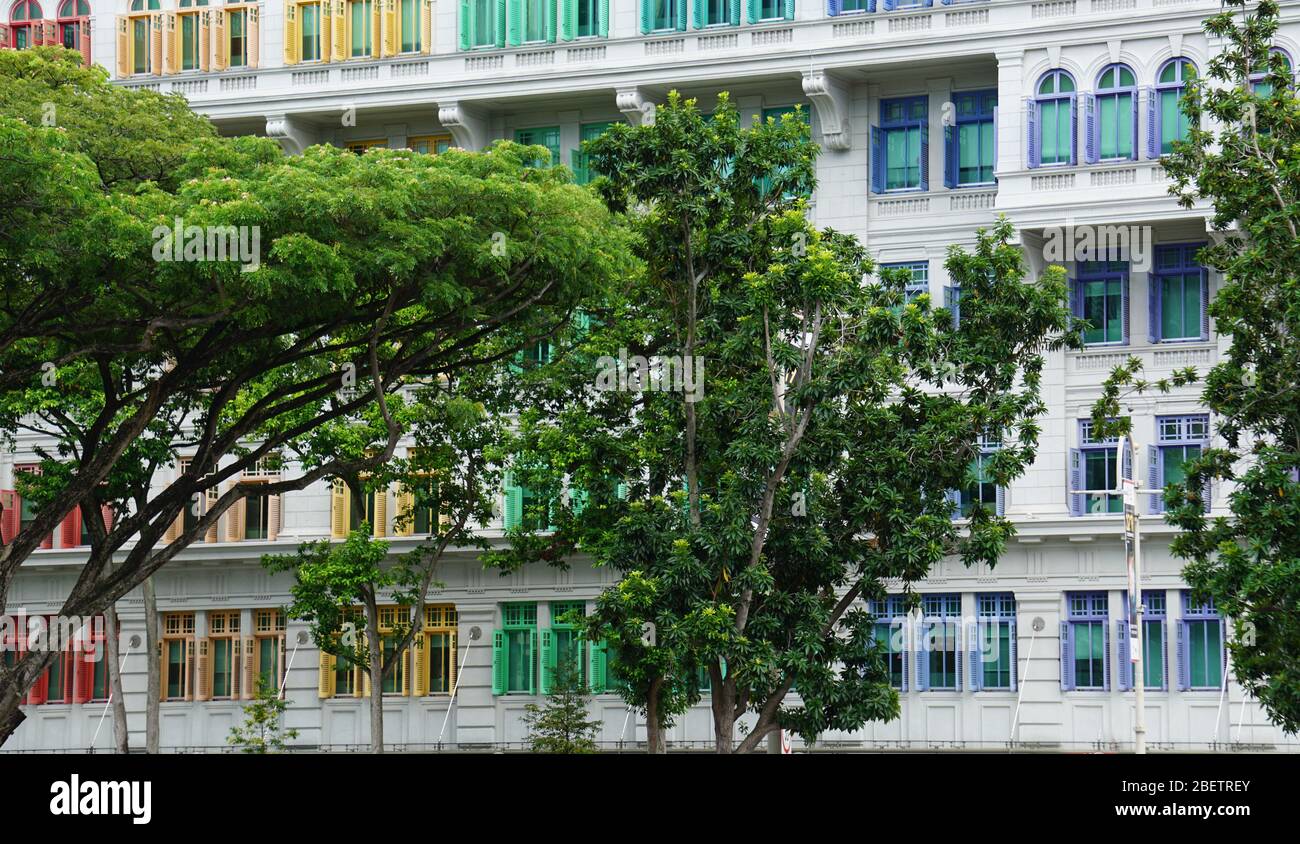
1087,64,1137,162
9,0,44,50
1250,48,1292,96
128,0,160,9
55,0,88,52
1029,70,1076,167
1154,58,1196,157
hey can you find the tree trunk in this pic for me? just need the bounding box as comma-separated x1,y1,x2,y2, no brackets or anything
143,577,159,754
104,602,130,753
0,688,25,747
645,676,666,754
711,671,735,754
365,600,384,754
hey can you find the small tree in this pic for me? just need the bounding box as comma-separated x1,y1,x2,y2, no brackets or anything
520,661,601,754
227,677,300,754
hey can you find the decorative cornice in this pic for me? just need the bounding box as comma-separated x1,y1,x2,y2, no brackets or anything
801,70,851,152
615,87,656,126
264,113,316,155
436,101,489,151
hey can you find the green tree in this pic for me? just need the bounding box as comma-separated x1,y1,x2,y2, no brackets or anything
520,660,601,754
228,677,301,754
491,92,1078,753
1092,0,1300,733
0,49,632,745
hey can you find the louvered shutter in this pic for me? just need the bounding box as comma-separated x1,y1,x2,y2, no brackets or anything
149,13,162,74
1024,97,1039,168
211,9,227,70
1199,268,1210,341
371,486,387,537
458,0,472,49
1144,86,1158,159
914,620,929,691
1121,275,1131,345
1148,271,1161,342
1067,93,1077,165
370,0,382,57
527,628,538,693
0,24,9,49
1068,449,1083,517
78,16,90,65
782,0,793,18
318,649,336,698
412,635,427,696
331,481,349,538
225,485,245,542
161,12,176,73
196,638,211,700
545,0,557,42
186,639,196,700
447,629,458,691
539,629,554,694
380,0,397,56
491,629,506,694
421,0,433,52
1059,621,1074,690
675,0,686,30
589,640,606,693
331,0,348,61
114,17,130,77
73,640,95,704
870,126,885,193
1148,444,1164,514
943,124,958,188
597,0,608,36
1083,93,1097,164
247,4,260,67
638,0,651,33
1176,621,1190,690
0,491,16,544
242,637,256,698
198,9,210,71
1008,617,1018,691
918,119,929,192
1102,620,1111,690
967,624,982,692
1115,619,1131,690
267,493,281,541
395,488,414,536
827,0,841,14
60,506,81,549
506,0,521,45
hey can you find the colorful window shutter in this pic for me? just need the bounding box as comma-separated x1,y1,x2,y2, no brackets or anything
589,640,607,693
1121,275,1131,345
1148,269,1160,342
639,0,651,33
690,0,704,28
198,9,211,71
676,0,687,30
381,0,398,56
528,628,538,693
1144,86,1158,159
411,636,427,696
1059,620,1074,690
242,637,256,698
210,9,226,70
918,119,929,191
1067,93,1078,165
318,649,335,697
491,629,506,694
161,12,176,74
1115,619,1131,690
247,6,260,67
331,481,349,538
1008,617,1018,691
1147,444,1163,514
1102,620,1111,690
869,125,884,193
1067,448,1083,517
782,0,793,19
746,0,760,21
913,619,928,691
597,0,609,35
422,0,433,52
560,0,576,39
942,123,957,189
1024,97,1039,168
371,486,387,537
59,506,80,548
503,476,523,529
1176,620,1189,690
967,623,982,691
331,0,348,60
196,638,212,700
458,0,471,49
546,0,557,42
1199,268,1210,341
827,0,841,14
506,0,521,45
539,629,554,694
113,16,133,76
1083,92,1097,164
729,0,741,25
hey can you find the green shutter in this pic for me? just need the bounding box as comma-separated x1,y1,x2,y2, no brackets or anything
691,0,704,28
560,0,575,40
506,0,521,44
598,0,608,36
730,0,741,24
745,0,759,22
570,486,589,515
589,640,607,693
540,629,554,694
571,148,588,185
491,629,506,694
616,481,629,500
782,0,793,20
545,0,557,43
459,0,472,49
495,0,507,45
504,476,523,529
639,0,651,33
676,0,687,30
527,628,538,694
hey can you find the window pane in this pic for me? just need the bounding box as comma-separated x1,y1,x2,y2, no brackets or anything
507,630,531,692
259,637,279,689
167,640,185,698
213,638,231,697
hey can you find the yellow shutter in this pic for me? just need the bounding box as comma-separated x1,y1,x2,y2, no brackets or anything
330,0,347,62
448,629,457,692
267,493,281,541
164,511,181,543
212,10,228,71
247,5,260,68
225,490,245,542
395,488,414,536
185,639,196,701
283,2,298,65
150,14,163,75
412,635,427,696
318,648,335,698
157,640,166,701
420,0,432,54
331,481,349,539
372,487,387,537
198,9,210,72
204,489,219,543
380,0,397,57
196,638,211,700
243,637,256,698
115,16,130,77
370,0,382,59
161,12,177,74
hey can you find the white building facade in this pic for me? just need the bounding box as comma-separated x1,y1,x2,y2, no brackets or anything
2,0,1298,752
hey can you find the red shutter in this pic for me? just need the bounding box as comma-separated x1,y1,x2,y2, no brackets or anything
101,504,113,533
78,16,91,66
60,506,81,548
0,491,17,544
42,20,57,45
27,643,49,705
72,639,95,703
0,24,11,49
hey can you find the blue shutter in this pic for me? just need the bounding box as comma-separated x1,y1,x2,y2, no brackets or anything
1024,98,1039,168
1083,93,1098,164
943,285,959,327
1116,619,1131,690
1199,268,1210,341
968,622,982,691
870,126,885,193
944,488,962,518
1067,94,1078,165
1059,621,1074,690
1102,620,1111,690
1121,274,1131,345
954,621,962,690
991,105,998,179
1068,448,1083,517
1129,89,1139,161
827,0,841,13
882,0,895,8
1148,444,1164,514
1201,475,1213,513
918,120,929,192
1145,86,1159,158
1008,617,1018,691
1162,621,1170,689
1176,621,1190,690
1070,277,1083,318
1121,435,1133,483
1148,271,1161,342
914,620,929,691
943,124,958,188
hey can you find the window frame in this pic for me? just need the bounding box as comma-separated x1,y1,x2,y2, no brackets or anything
869,595,909,691
1150,243,1208,344
1089,63,1138,163
915,593,962,691
1031,69,1077,168
1072,258,1129,347
1118,590,1167,691
948,88,997,188
1154,58,1197,156
874,95,929,193
1179,591,1225,691
972,593,1016,691
1062,591,1109,691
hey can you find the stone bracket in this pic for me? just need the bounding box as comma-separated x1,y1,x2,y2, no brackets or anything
264,114,316,156
437,101,490,151
801,71,851,152
616,87,657,127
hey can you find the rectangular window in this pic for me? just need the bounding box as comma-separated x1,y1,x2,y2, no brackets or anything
880,96,927,191
1155,414,1210,512
573,121,615,186
380,636,407,694
549,601,586,688
228,9,247,68
335,650,357,695
1097,91,1134,160
1075,260,1128,346
408,134,452,155
1064,592,1108,690
473,0,496,46
163,613,194,700
181,14,200,71
1123,591,1166,690
244,485,270,540
525,0,546,40
870,596,908,689
577,0,598,36
1152,244,1206,342
132,18,149,75
501,602,537,694
350,0,373,57
92,649,110,701
400,0,420,52
919,594,961,690
514,126,561,168
212,637,234,698
301,3,322,61
953,90,997,185
1181,592,1224,690
1038,97,1072,165
976,593,1015,690
881,261,929,303
652,0,679,30
1078,418,1123,514
959,434,1001,517
759,0,781,17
